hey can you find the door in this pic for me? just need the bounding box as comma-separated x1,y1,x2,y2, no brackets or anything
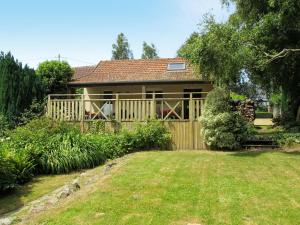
183,89,202,119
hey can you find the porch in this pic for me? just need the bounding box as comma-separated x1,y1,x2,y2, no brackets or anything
46,92,208,150
47,92,207,122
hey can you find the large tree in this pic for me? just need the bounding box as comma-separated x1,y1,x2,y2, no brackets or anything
36,60,73,94
0,52,43,121
112,33,133,60
141,42,159,59
178,0,300,119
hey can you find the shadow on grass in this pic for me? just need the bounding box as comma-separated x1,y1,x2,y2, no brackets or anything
231,149,300,158
0,181,34,216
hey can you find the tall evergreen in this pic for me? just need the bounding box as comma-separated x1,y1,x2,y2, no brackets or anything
112,33,133,60
141,42,159,59
0,52,43,121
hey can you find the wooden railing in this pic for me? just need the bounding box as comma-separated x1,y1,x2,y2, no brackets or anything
47,92,207,122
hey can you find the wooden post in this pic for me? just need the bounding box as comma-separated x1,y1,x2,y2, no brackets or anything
115,94,120,121
47,95,51,117
200,99,204,117
297,106,300,121
189,93,194,121
142,85,146,99
151,93,156,119
80,94,84,132
189,93,194,149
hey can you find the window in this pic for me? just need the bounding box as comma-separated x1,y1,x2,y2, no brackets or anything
167,63,186,71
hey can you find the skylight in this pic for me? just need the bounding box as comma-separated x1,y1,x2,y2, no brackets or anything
167,63,186,71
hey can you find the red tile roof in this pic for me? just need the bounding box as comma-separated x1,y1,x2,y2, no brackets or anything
70,58,200,85
73,65,96,80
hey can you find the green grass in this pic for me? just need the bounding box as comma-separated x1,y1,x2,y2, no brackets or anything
0,172,80,215
25,150,300,225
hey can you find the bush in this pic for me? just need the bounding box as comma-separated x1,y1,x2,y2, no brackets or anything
1,117,171,190
132,121,171,150
0,114,11,138
0,149,17,192
38,134,106,174
200,88,253,150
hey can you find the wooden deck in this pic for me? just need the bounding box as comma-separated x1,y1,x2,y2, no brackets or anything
46,92,207,150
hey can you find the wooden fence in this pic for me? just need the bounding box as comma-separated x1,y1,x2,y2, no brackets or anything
46,93,207,150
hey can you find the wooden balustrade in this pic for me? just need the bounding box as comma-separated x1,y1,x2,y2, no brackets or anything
46,93,206,122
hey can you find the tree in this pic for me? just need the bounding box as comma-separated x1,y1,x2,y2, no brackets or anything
112,33,133,60
177,18,248,87
226,0,300,119
141,42,159,59
36,60,73,94
0,52,43,121
179,0,300,120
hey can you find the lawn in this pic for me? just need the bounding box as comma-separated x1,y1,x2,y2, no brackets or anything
0,172,80,215
22,150,300,225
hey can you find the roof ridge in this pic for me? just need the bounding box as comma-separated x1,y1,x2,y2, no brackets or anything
99,57,185,63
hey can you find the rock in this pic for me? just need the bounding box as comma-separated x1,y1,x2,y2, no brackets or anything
70,179,80,191
94,212,105,218
56,187,72,199
56,180,80,199
0,218,12,225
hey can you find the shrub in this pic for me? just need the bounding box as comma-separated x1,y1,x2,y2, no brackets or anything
200,88,253,150
1,117,171,190
230,92,247,101
38,133,106,174
274,133,300,147
132,121,171,150
0,114,10,138
0,149,17,192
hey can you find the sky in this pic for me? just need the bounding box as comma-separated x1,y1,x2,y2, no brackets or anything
0,0,234,68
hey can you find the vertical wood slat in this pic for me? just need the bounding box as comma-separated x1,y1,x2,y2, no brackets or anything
196,100,200,119
122,100,125,121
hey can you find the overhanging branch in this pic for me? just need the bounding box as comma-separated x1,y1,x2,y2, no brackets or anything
266,49,300,63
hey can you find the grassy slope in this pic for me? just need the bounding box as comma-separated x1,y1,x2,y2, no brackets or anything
25,151,300,225
0,173,80,215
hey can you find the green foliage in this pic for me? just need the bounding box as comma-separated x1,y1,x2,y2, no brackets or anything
177,17,249,86
200,88,253,150
133,122,171,150
15,99,46,126
277,133,300,147
230,92,247,101
0,118,171,190
0,150,17,192
0,114,10,138
270,92,282,106
256,112,273,118
87,120,106,134
38,134,106,174
0,52,44,122
112,33,133,60
36,60,73,94
141,42,159,59
180,0,300,120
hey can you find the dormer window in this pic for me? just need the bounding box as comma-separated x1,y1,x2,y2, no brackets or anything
167,63,186,71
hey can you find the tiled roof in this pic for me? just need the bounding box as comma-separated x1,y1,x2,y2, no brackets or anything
70,58,200,85
73,66,96,80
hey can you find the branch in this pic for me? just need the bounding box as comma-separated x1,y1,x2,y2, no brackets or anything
266,48,300,63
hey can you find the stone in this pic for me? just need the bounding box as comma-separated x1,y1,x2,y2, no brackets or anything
94,212,105,218
0,218,12,225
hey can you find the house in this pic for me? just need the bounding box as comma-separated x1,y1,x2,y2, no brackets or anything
67,58,212,119
69,58,212,97
47,58,213,149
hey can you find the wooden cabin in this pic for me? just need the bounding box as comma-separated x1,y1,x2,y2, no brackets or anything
47,58,214,150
